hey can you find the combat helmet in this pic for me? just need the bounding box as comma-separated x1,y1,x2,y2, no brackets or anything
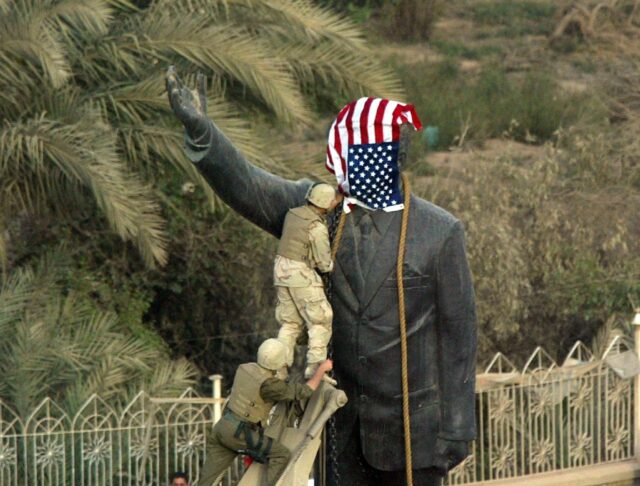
257,339,287,371
306,183,336,209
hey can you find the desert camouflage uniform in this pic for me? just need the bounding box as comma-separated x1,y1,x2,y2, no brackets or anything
274,205,333,368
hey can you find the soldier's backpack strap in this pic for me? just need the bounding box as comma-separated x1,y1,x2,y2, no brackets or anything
233,421,274,464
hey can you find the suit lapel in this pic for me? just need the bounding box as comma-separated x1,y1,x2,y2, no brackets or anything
361,209,402,309
335,212,361,300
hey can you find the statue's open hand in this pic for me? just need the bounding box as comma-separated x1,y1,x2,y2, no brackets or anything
166,66,209,140
433,438,469,475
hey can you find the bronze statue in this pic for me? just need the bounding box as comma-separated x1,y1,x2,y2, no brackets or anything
166,68,477,486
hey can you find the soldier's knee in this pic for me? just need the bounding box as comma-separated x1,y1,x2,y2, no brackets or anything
322,303,334,324
308,325,332,345
275,299,303,326
303,298,333,327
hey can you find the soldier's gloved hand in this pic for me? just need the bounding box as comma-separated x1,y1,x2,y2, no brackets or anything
433,437,469,475
165,66,210,142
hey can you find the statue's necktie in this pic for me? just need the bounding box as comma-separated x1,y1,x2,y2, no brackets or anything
358,212,375,282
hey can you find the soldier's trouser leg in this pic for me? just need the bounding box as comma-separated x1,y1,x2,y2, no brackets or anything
275,286,304,366
233,425,291,486
288,286,333,366
265,440,291,486
198,420,238,485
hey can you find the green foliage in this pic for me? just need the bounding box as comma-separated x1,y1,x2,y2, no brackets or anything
431,40,504,60
315,1,380,23
1,0,405,388
377,0,442,41
415,125,640,363
316,0,443,35
0,0,402,271
467,0,557,37
0,255,198,417
399,60,607,149
143,182,279,382
471,1,556,23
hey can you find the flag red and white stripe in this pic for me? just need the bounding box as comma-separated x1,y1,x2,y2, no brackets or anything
326,97,423,193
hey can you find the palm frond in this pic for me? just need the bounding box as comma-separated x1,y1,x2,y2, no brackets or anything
235,0,368,49
97,73,286,207
280,41,405,101
0,0,113,88
0,255,201,416
92,76,173,125
166,0,366,49
0,111,168,267
0,37,70,89
0,266,35,335
142,358,198,397
107,0,139,13
45,0,113,36
129,15,311,124
0,222,6,276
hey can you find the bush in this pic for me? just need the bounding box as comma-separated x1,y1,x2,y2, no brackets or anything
377,0,443,41
413,125,640,363
431,39,505,60
0,255,198,417
468,0,557,37
398,60,607,149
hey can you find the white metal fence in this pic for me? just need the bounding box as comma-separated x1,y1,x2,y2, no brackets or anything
0,338,637,485
445,337,637,484
0,388,240,485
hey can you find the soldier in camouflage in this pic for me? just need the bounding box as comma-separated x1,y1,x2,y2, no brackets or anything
198,339,332,486
274,183,341,384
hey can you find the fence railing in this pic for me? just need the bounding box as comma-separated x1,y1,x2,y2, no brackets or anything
0,388,240,485
446,337,638,484
0,337,638,485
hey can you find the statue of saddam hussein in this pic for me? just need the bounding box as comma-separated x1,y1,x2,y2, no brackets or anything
166,68,477,486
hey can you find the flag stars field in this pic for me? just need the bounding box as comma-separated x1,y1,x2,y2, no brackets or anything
345,141,402,210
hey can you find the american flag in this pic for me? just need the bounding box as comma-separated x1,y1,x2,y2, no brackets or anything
325,97,422,212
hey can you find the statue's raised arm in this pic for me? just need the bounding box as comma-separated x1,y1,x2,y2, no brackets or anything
166,66,311,237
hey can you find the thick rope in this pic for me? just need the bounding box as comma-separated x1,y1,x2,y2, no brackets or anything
398,172,413,486
330,209,347,262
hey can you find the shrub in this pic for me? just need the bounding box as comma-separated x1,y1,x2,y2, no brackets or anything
431,39,505,60
469,0,558,37
377,0,443,41
0,255,198,417
413,125,640,363
398,60,607,149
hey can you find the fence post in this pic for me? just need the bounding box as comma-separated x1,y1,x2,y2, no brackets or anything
634,309,640,460
209,374,223,423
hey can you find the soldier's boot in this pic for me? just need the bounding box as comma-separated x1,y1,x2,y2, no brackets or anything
304,362,337,386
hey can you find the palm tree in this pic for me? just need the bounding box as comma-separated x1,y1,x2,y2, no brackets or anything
0,253,198,418
0,0,402,271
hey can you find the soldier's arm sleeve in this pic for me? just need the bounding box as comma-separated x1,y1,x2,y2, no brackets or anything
259,378,314,402
309,222,334,273
184,120,312,238
435,220,477,441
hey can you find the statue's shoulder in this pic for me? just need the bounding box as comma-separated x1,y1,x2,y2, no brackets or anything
410,194,459,232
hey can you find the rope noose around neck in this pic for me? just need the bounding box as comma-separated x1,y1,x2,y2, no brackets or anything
329,173,414,485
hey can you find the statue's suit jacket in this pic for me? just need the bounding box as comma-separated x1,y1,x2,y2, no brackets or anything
189,122,477,470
